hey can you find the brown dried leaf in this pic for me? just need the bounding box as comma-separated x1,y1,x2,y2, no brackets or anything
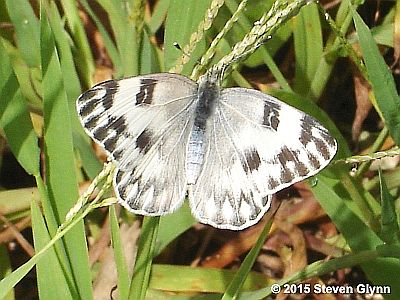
201,198,280,268
352,72,372,143
93,221,140,300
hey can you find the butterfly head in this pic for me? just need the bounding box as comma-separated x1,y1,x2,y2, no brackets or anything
199,65,225,87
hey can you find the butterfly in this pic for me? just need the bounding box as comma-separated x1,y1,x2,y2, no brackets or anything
76,67,337,230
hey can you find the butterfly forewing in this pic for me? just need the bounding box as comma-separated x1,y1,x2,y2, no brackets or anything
77,73,198,215
218,88,337,193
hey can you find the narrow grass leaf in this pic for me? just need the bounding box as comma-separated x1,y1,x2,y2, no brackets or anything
148,0,170,34
308,0,356,100
43,1,102,178
110,206,130,300
378,169,400,245
156,203,196,255
129,216,159,300
370,22,393,48
0,42,40,176
0,187,38,215
222,221,273,300
0,245,14,300
313,174,400,299
140,30,161,74
377,244,400,259
0,38,42,109
40,7,92,299
164,0,212,73
240,249,390,300
314,174,381,249
352,9,400,145
5,0,40,67
149,264,271,293
293,2,323,95
0,171,101,299
0,253,39,299
79,0,121,75
31,200,74,300
224,0,291,92
60,0,95,87
96,0,138,76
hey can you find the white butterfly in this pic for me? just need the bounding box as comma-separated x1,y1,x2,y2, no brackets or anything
76,68,337,230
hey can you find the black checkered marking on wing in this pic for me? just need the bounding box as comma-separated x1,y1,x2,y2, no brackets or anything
241,149,261,173
78,80,119,119
135,78,157,105
299,115,336,161
263,101,280,130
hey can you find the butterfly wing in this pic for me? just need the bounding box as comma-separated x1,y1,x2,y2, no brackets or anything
77,73,198,215
189,88,337,230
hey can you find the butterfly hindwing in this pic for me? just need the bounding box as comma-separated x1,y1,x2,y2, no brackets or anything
188,107,273,229
77,73,198,215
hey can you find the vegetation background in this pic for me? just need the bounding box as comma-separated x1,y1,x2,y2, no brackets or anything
0,0,399,299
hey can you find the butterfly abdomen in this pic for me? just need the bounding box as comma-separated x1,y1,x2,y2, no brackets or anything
186,77,220,184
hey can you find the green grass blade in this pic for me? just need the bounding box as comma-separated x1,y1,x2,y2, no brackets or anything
149,264,271,293
140,30,162,74
0,187,38,216
224,0,291,92
110,207,130,300
164,0,212,73
79,0,121,75
43,0,102,178
0,186,100,298
0,38,42,109
5,0,40,67
60,0,95,87
0,163,114,298
148,0,170,34
221,221,273,300
293,2,323,96
352,9,400,145
314,174,381,249
308,1,357,100
0,245,14,300
240,248,397,299
313,174,400,299
379,169,400,245
156,203,196,255
96,0,138,76
31,200,74,300
43,1,83,107
0,41,40,176
0,252,39,299
370,22,393,47
129,216,159,300
40,6,92,299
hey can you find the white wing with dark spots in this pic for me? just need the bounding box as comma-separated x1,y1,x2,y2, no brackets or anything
188,88,336,230
77,71,337,230
77,73,198,215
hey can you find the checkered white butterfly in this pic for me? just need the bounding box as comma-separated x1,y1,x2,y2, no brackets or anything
76,67,337,230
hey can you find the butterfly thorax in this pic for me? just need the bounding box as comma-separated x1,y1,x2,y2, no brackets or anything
186,75,220,185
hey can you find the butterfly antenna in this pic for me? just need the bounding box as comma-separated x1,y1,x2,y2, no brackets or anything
173,42,207,75
173,42,184,55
